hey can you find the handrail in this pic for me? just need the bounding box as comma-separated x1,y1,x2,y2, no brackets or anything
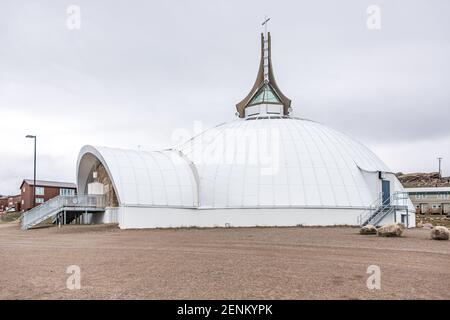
357,192,382,225
358,191,409,226
21,194,105,230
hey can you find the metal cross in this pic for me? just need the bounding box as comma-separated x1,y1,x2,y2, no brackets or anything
262,16,271,83
262,16,270,37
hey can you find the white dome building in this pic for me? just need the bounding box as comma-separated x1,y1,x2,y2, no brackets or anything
77,32,415,229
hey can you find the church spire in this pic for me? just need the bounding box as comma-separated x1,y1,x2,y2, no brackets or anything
236,22,292,118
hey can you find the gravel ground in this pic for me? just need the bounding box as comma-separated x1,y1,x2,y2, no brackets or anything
0,222,448,300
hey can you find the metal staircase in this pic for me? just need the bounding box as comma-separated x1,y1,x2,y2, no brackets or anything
21,195,105,230
357,192,409,227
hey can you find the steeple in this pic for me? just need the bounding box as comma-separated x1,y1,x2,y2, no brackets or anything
236,30,292,118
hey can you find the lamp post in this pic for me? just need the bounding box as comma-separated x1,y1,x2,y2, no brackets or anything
26,135,37,208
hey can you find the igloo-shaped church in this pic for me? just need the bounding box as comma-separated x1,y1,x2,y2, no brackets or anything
77,31,415,229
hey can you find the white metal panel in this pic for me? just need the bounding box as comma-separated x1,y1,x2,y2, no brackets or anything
176,117,397,209
88,182,104,195
118,206,368,229
267,104,283,114
78,117,401,211
77,146,198,207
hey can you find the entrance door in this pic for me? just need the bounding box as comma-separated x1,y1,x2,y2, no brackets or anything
382,180,390,206
401,214,407,225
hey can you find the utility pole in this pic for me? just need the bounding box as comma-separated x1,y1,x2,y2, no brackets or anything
26,135,37,208
437,157,443,180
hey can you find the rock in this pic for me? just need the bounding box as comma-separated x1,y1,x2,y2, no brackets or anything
359,225,377,235
396,172,450,188
431,226,449,240
377,223,404,237
423,223,433,229
416,222,423,228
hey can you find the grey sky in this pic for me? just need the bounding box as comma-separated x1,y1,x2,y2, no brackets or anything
1,0,449,195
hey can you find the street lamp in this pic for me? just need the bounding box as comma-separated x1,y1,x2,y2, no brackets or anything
26,135,37,208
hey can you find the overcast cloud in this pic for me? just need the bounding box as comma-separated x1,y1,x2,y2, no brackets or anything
0,0,449,195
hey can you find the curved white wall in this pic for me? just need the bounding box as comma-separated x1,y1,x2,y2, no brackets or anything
75,117,416,229
176,118,401,208
77,146,199,207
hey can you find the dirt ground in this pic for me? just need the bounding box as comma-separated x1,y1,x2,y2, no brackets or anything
0,222,448,300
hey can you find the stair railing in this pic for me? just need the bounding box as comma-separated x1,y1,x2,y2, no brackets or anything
358,191,410,227
357,192,382,226
21,195,105,230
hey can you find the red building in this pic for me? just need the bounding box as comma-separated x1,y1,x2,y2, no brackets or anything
0,197,7,212
19,180,77,212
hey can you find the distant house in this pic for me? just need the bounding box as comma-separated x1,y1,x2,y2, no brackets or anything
405,187,450,215
19,180,77,212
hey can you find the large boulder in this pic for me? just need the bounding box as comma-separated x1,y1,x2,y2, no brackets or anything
377,223,405,237
431,226,449,240
360,225,377,235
